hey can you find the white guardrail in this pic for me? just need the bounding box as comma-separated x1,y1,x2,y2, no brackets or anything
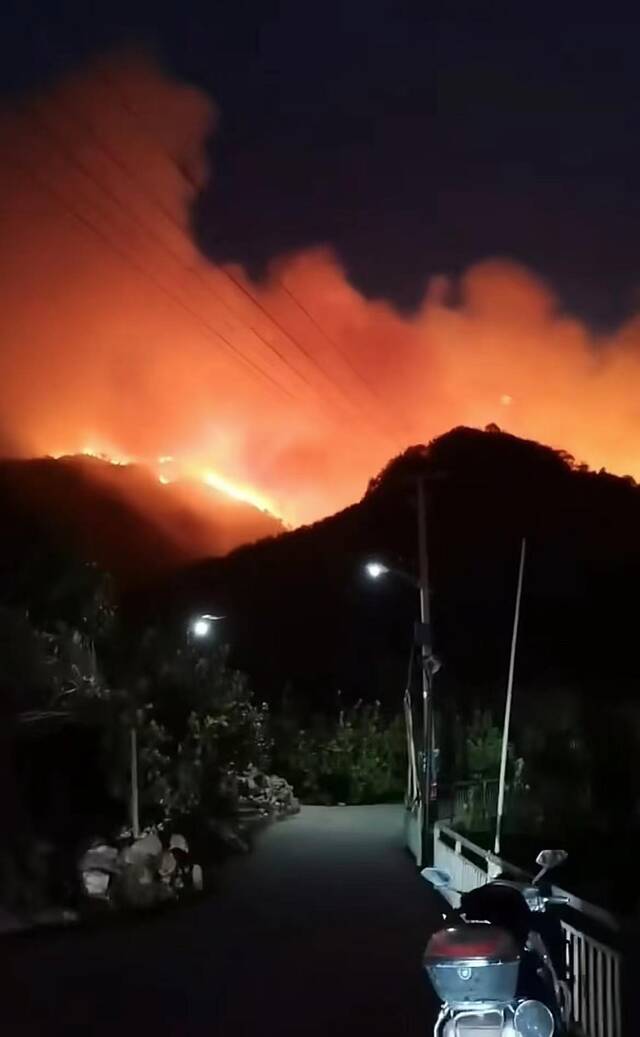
433,822,623,1037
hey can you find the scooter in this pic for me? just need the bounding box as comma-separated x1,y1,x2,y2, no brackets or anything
421,849,571,1036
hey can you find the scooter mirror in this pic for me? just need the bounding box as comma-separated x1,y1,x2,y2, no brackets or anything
535,849,568,870
420,867,452,888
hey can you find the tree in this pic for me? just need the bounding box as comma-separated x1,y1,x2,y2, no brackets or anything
466,711,503,778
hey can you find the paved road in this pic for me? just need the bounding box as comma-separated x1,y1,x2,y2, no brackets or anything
2,805,443,1035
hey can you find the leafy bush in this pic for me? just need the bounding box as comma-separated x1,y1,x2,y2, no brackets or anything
136,646,272,825
0,560,283,917
138,684,271,821
465,710,503,778
277,702,405,805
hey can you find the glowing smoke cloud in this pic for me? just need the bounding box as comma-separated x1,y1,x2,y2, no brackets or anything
1,49,640,550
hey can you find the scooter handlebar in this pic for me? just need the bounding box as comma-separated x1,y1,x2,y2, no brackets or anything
544,894,570,907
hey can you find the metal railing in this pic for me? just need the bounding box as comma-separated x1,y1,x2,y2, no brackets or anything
563,922,622,1037
433,822,623,1037
452,778,499,829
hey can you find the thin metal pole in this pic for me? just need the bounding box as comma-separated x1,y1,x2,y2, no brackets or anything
417,476,433,866
494,537,526,856
404,648,416,807
130,725,140,839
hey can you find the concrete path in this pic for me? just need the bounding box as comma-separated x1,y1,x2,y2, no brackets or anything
2,805,443,1035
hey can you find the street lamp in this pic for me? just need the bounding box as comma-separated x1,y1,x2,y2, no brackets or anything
363,478,436,867
365,559,421,588
128,612,226,840
365,560,389,580
189,613,224,638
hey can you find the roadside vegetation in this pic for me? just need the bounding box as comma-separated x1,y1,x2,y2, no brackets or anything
273,701,406,805
0,559,297,927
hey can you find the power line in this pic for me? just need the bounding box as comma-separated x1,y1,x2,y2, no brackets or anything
276,277,413,441
17,101,312,403
8,123,295,404
25,97,382,434
221,264,387,429
69,77,399,446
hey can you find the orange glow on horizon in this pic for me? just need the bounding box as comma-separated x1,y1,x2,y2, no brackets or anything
52,444,286,523
3,52,640,558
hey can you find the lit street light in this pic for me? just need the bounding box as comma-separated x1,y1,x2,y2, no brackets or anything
365,560,417,587
365,561,389,579
189,613,224,638
364,478,436,867
129,611,226,840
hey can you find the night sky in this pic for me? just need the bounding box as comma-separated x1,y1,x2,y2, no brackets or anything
2,2,639,329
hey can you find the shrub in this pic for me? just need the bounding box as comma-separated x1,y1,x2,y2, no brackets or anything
136,649,272,825
277,702,405,805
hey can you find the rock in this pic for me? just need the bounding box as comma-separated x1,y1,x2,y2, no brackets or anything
191,864,203,891
276,795,300,818
80,844,120,874
82,870,111,898
158,850,176,878
208,818,249,853
0,907,28,934
169,833,189,854
116,862,158,909
119,832,162,866
171,847,190,871
32,907,79,927
235,768,299,820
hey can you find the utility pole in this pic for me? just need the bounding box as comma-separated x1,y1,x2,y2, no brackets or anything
494,537,526,857
417,476,435,866
130,725,140,839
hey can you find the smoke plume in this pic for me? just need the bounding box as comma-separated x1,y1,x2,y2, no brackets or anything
1,50,639,543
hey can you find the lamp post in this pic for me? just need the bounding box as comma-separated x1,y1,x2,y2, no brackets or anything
416,477,435,866
365,561,388,580
364,476,436,866
365,561,416,587
130,724,140,839
189,613,225,639
129,613,225,840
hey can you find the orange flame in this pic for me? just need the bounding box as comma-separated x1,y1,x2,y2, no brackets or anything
6,52,640,558
54,444,284,523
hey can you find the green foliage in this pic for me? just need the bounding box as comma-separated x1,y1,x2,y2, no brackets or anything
138,669,272,823
278,702,405,805
451,709,528,834
466,710,503,778
3,570,274,835
519,729,593,833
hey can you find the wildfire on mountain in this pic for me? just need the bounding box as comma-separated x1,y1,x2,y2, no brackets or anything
68,447,282,521
2,51,640,560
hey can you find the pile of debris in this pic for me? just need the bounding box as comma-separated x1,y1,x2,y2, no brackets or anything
79,828,203,910
78,770,299,913
235,767,300,820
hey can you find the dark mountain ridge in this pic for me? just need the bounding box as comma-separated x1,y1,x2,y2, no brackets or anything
141,426,640,718
0,453,283,591
3,428,640,727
